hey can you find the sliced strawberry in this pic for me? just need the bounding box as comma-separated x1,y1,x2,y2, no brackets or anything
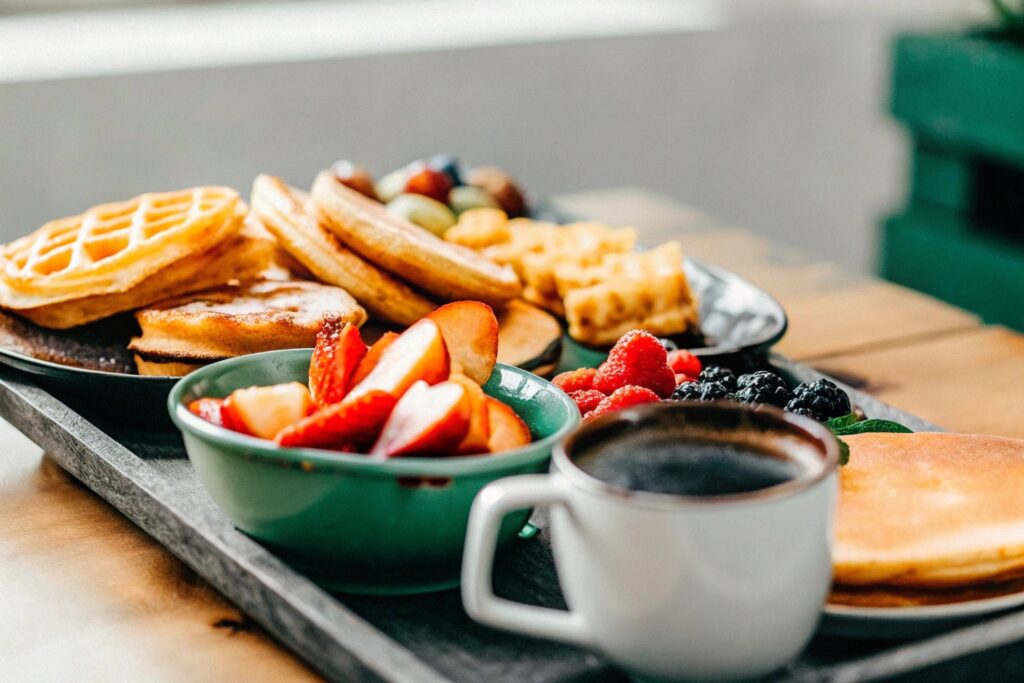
370,380,471,458
188,398,226,426
349,331,398,390
450,373,490,455
347,318,449,402
309,318,368,406
485,397,531,453
426,301,499,385
223,382,313,439
275,390,396,450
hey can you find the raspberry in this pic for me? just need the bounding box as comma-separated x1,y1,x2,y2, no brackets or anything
586,385,662,420
593,330,676,398
568,389,605,416
552,367,597,394
667,349,702,377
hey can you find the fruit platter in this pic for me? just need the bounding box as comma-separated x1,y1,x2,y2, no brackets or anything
0,160,1022,681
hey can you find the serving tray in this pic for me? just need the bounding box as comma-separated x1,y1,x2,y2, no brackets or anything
5,356,1024,682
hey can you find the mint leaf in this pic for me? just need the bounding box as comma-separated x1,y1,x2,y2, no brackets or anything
826,413,859,430
837,437,850,466
833,419,912,437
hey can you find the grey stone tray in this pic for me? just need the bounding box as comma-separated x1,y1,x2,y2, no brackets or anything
3,356,1024,682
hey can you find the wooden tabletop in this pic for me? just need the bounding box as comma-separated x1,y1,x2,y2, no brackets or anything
2,188,1021,680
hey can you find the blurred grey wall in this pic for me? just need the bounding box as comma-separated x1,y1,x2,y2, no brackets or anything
0,6,971,273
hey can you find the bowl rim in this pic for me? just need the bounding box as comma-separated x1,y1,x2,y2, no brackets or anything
169,349,581,477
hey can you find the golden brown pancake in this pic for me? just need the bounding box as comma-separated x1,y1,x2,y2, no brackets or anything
834,432,1024,591
129,280,366,367
311,172,521,306
251,174,436,324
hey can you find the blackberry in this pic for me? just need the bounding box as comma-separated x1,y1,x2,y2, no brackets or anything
698,366,736,392
734,371,791,408
785,379,851,422
671,381,733,402
658,337,678,352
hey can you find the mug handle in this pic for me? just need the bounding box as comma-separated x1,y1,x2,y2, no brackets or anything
461,474,593,648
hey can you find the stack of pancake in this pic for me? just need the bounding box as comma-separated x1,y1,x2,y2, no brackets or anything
833,432,1024,606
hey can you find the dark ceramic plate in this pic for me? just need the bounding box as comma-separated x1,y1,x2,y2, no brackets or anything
558,256,788,372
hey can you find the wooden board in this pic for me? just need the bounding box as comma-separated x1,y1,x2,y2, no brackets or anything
4,354,1017,683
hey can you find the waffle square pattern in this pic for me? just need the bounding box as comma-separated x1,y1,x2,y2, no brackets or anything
0,187,243,309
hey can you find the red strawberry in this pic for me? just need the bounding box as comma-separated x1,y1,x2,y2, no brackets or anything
188,398,225,426
275,390,396,450
309,318,368,406
586,385,661,421
552,368,598,394
667,349,702,377
349,331,399,390
568,389,605,416
592,330,676,398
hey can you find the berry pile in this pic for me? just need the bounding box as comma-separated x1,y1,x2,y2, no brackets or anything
553,329,852,423
553,330,696,420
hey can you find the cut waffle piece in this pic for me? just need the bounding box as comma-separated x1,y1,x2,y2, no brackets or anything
16,218,276,329
311,172,521,305
0,187,243,310
564,271,700,347
129,280,366,374
251,174,435,325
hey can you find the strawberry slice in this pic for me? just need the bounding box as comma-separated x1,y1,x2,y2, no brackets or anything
275,390,396,450
369,380,471,458
188,397,226,426
309,318,368,406
485,397,531,453
223,382,313,440
349,331,399,390
450,373,490,455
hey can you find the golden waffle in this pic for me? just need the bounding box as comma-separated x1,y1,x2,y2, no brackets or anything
834,432,1024,596
311,172,521,305
0,187,243,310
129,280,366,368
564,272,700,346
251,174,435,325
16,219,276,329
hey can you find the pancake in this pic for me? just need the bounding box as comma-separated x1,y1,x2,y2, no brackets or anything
129,280,366,366
834,432,1024,590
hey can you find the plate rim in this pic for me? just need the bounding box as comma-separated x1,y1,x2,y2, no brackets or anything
0,345,178,383
824,587,1024,622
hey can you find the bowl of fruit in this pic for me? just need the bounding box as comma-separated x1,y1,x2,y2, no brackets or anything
169,302,579,595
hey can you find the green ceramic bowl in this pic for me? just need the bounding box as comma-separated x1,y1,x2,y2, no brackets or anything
169,349,580,595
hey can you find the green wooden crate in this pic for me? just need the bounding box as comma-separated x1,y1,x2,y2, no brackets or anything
881,203,1024,330
892,33,1024,167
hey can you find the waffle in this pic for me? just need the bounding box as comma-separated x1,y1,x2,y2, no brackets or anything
16,218,276,329
0,187,243,310
311,172,521,305
129,280,366,372
251,174,436,325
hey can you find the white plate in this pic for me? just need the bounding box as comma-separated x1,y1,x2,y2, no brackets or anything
821,590,1024,639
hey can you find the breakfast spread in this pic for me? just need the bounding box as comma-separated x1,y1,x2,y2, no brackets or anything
444,209,700,346
188,302,531,457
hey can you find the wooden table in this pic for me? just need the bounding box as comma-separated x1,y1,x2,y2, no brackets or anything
2,189,1021,681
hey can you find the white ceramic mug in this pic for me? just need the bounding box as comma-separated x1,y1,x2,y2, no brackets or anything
462,402,839,682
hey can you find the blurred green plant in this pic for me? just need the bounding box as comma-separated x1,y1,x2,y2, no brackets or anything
992,0,1024,40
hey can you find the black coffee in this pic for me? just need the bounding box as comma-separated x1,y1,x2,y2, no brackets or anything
574,433,803,497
